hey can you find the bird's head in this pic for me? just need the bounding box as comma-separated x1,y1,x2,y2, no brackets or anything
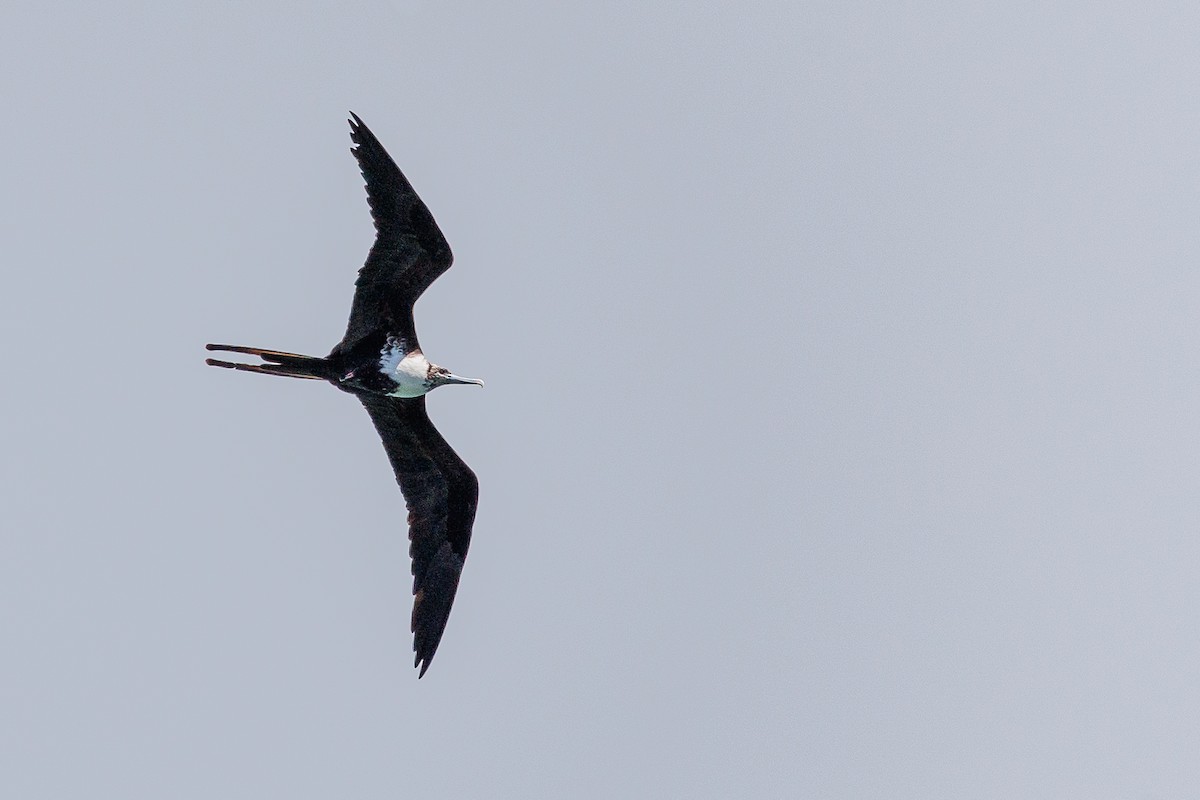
427,364,484,391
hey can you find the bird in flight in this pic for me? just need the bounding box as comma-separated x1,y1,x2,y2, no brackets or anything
206,113,483,677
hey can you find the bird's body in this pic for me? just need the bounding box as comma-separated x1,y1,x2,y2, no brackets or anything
206,114,482,677
379,339,434,398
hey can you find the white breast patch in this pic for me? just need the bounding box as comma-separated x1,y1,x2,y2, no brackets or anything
379,338,431,398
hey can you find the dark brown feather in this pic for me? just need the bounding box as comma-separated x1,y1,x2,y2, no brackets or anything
357,395,478,677
337,113,454,354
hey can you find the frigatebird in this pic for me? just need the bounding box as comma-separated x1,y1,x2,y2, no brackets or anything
206,114,482,677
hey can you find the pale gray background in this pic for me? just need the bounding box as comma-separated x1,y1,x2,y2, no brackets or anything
2,2,1198,797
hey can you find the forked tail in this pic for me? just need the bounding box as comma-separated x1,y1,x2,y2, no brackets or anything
205,344,331,380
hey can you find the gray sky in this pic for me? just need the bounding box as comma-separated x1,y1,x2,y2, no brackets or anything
3,1,1199,797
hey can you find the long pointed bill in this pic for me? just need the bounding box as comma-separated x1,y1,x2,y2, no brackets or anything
442,373,484,387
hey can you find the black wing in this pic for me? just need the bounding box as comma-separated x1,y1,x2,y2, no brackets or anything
358,395,479,677
337,113,454,353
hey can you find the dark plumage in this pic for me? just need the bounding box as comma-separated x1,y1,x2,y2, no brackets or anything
206,114,482,677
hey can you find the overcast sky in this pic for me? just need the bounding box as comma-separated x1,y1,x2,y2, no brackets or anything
3,2,1200,797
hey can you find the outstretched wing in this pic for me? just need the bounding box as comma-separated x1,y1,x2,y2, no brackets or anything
358,395,479,677
338,113,454,353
